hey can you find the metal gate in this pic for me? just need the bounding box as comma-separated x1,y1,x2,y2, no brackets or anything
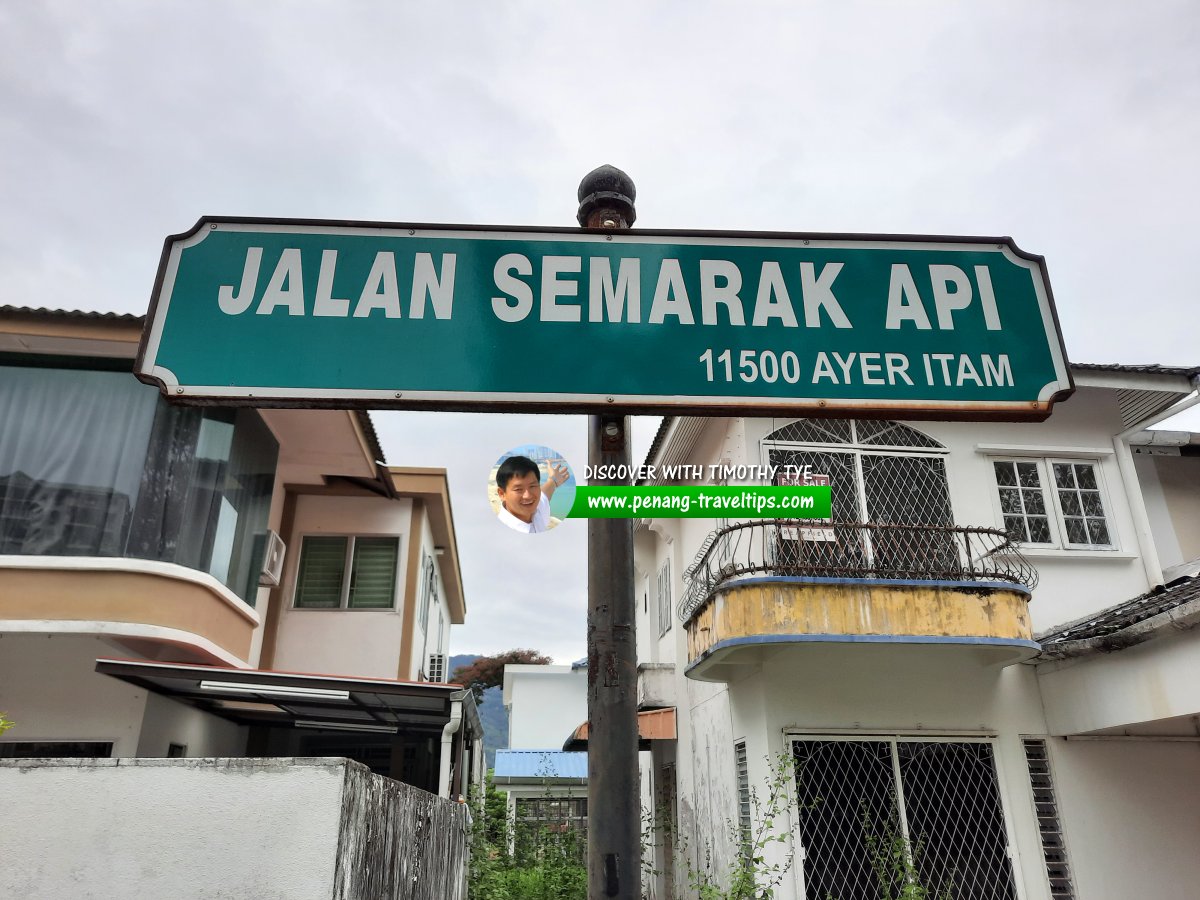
792,738,1017,900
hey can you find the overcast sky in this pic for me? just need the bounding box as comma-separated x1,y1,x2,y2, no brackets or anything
3,2,1197,662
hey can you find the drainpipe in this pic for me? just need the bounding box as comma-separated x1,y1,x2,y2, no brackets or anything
1114,374,1200,588
438,694,463,798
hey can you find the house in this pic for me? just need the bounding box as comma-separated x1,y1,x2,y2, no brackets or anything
493,662,590,844
0,306,481,799
633,364,1200,899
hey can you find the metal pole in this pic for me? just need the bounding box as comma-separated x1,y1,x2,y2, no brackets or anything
578,165,641,898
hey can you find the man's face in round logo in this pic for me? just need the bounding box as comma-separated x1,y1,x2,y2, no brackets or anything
497,470,541,523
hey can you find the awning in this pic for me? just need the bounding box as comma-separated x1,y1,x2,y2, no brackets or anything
96,657,481,737
562,707,676,751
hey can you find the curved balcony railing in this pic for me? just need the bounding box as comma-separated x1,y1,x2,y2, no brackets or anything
679,520,1039,622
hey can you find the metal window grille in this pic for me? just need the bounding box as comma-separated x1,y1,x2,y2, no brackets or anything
765,419,955,575
735,741,751,855
856,420,947,449
427,653,446,683
514,796,589,859
765,419,944,452
658,558,673,636
1022,739,1075,899
792,738,1017,900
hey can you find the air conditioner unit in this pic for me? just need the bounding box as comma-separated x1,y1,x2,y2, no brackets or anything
259,530,287,586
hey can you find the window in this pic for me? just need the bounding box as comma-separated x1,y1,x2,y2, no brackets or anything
764,419,957,572
734,741,751,858
792,738,1017,900
992,459,1113,549
657,558,673,636
0,364,278,604
1023,739,1075,899
0,741,113,758
294,535,400,609
514,796,588,859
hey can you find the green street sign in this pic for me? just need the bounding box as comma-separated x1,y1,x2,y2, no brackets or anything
137,218,1073,418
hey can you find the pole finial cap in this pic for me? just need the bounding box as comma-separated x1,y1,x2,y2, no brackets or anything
577,164,636,227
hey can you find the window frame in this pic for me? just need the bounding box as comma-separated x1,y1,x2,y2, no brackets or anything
291,533,402,610
989,457,1117,552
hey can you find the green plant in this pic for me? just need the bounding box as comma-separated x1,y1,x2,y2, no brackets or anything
467,769,587,900
645,752,797,900
0,712,13,736
827,812,953,900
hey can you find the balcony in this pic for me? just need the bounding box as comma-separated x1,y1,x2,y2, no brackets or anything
0,556,260,666
681,521,1039,681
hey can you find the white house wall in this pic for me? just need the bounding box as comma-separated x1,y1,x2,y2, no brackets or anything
410,510,452,680
1134,454,1186,573
1141,453,1200,570
1037,628,1200,735
1049,738,1200,900
0,634,245,760
136,691,245,758
272,494,413,679
505,665,588,749
739,395,1153,631
0,634,148,757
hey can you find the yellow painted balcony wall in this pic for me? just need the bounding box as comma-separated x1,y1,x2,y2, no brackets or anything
685,578,1036,682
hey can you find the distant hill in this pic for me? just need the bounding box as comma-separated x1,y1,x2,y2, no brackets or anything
450,654,509,768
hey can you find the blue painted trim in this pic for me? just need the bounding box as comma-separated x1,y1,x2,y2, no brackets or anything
720,574,1032,597
685,633,1042,676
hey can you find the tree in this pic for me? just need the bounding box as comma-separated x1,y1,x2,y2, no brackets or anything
452,649,552,702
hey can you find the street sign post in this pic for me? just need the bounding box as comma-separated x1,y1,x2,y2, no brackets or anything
137,173,1076,899
137,219,1073,418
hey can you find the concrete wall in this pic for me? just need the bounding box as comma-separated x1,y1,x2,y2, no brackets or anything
1050,738,1200,900
272,494,414,679
0,757,469,900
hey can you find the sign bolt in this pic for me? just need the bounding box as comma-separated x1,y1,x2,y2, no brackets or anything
395,392,402,398
209,223,217,230
176,388,183,394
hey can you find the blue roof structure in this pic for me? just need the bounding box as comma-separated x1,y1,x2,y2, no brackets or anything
493,749,588,782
